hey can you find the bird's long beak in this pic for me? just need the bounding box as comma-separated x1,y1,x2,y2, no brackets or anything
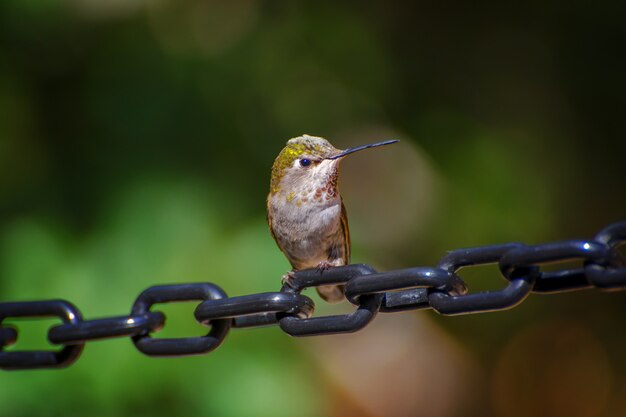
325,139,399,160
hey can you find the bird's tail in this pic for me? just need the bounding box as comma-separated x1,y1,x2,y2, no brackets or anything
316,284,345,303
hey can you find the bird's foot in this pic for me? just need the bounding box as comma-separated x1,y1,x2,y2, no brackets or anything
315,261,334,272
281,271,297,289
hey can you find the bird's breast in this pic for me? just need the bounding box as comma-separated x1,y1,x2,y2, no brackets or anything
269,195,342,240
268,192,343,268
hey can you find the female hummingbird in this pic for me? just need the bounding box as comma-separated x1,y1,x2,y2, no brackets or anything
267,134,398,302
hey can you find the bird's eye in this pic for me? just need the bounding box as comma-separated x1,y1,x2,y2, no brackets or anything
299,158,312,167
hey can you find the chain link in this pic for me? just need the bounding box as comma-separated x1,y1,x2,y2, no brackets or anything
1,221,625,370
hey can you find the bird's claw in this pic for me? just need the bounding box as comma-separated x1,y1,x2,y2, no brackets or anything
281,271,297,289
315,261,333,272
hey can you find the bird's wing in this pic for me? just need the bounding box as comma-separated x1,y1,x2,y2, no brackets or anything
340,199,351,264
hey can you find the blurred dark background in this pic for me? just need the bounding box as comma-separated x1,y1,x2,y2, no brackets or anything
1,1,625,416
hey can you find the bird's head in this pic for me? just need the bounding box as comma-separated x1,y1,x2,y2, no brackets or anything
269,134,398,196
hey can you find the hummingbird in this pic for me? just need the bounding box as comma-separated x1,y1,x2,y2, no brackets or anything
267,134,398,302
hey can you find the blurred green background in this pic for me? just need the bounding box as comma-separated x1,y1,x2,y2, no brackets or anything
1,1,625,416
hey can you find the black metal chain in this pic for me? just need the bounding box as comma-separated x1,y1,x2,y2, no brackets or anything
1,221,625,370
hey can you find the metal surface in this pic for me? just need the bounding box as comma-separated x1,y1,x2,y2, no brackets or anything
1,221,625,370
49,312,166,345
0,300,84,369
130,283,231,356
